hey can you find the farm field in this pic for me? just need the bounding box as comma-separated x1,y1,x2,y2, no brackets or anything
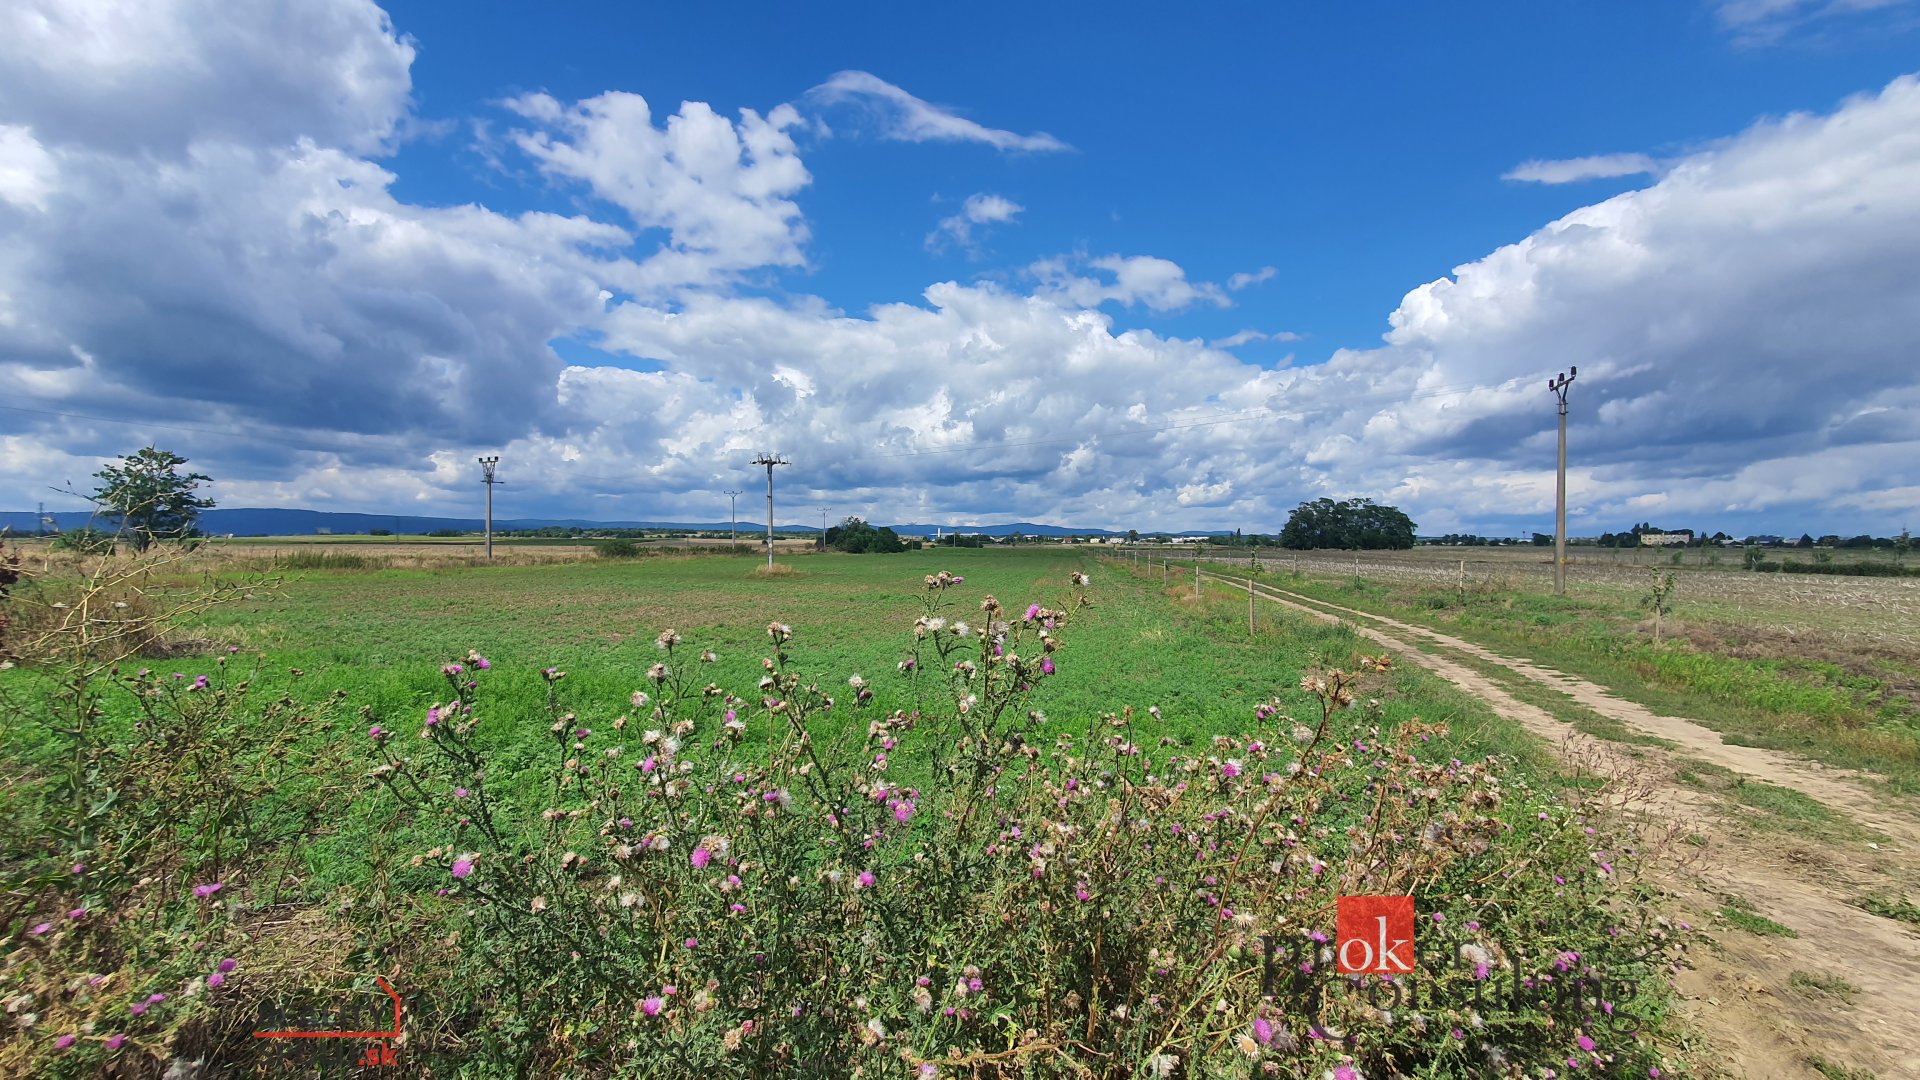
2,545,1705,1078
9,548,1550,891
1167,545,1920,793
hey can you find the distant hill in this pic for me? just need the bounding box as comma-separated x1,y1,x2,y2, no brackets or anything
0,508,794,537
0,507,1235,540
889,522,1119,538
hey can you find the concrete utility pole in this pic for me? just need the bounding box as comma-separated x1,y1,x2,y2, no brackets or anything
753,454,789,571
723,490,744,543
1549,366,1578,596
819,507,827,550
477,455,501,560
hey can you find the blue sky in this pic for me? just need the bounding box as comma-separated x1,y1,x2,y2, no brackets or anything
2,0,1918,536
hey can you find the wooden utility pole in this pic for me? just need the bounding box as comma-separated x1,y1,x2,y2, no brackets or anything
753,454,789,571
1247,575,1256,635
477,455,501,559
1549,367,1578,595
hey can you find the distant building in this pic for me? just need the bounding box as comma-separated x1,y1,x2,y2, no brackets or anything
1639,532,1691,546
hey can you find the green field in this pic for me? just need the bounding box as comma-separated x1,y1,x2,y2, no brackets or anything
1,545,1691,1078
12,549,1556,889
1230,559,1920,793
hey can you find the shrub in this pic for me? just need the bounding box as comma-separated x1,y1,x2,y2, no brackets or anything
277,551,378,571
50,527,116,555
357,571,1688,1077
0,552,329,1079
1752,560,1916,577
598,538,644,559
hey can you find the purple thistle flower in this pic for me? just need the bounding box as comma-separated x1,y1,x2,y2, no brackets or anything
453,787,469,799
1252,1017,1274,1045
206,972,225,989
1039,657,1055,676
451,857,474,879
218,958,237,974
475,657,491,670
642,997,663,1016
55,1034,76,1050
29,922,51,935
856,871,875,889
684,937,698,949
1024,603,1041,621
691,848,711,870
192,882,223,899
106,1034,126,1050
130,1002,149,1016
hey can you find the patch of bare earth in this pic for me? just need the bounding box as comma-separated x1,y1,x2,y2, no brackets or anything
1227,574,1920,1079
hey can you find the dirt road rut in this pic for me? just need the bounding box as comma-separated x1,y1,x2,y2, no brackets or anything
1202,570,1920,1079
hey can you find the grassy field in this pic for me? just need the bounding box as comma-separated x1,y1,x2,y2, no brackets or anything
1162,545,1920,792
6,547,1554,895
6,544,1718,1077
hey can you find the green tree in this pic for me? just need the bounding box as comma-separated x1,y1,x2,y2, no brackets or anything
90,446,214,551
1643,568,1678,644
1278,497,1416,550
823,517,905,554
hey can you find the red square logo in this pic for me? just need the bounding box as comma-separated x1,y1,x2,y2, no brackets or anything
1336,895,1416,974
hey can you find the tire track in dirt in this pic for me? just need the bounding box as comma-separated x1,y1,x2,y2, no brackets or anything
1187,568,1920,1079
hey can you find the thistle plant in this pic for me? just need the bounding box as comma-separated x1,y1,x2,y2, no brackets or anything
356,571,1689,1078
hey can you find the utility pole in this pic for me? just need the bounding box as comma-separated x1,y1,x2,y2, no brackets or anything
819,507,827,551
478,455,501,560
753,454,789,571
1549,366,1578,596
723,490,743,543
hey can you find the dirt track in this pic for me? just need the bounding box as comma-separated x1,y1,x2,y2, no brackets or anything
1201,569,1920,1079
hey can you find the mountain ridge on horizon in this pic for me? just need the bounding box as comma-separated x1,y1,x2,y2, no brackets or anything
0,507,1194,539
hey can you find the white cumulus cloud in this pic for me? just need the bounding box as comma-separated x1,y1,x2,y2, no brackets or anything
927,193,1024,255
1029,255,1231,313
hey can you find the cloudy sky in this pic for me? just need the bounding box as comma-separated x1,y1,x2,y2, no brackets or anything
3,0,1918,535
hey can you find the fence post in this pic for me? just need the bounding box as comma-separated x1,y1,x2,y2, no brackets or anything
1194,560,1201,599
1247,575,1255,636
